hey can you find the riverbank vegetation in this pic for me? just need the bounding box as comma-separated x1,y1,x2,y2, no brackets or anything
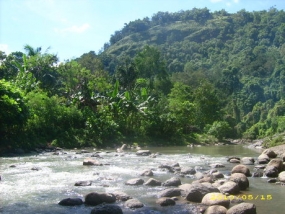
1,8,285,150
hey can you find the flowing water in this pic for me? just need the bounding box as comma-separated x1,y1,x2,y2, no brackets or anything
0,145,283,214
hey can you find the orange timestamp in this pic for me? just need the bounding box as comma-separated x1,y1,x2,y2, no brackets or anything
210,194,273,201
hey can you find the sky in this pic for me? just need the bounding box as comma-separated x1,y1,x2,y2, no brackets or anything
1,0,285,61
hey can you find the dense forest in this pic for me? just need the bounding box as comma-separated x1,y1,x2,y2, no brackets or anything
1,7,285,151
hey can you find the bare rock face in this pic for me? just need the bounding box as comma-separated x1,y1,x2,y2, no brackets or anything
231,165,251,176
201,193,230,208
156,197,176,206
230,173,249,190
91,204,123,214
226,202,256,214
58,198,83,206
125,198,144,208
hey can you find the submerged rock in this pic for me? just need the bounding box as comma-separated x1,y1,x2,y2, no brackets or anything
156,197,176,206
58,198,83,206
83,158,102,166
90,204,123,214
74,181,92,186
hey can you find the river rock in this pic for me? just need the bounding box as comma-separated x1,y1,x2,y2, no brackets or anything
58,198,83,206
281,152,285,162
212,179,227,188
156,197,176,206
195,171,205,180
125,198,144,208
210,163,225,168
241,157,255,165
136,150,151,156
227,156,240,162
85,192,116,205
204,205,227,214
83,158,102,166
144,178,162,186
257,154,270,164
264,165,279,177
212,171,224,179
218,181,240,195
158,162,179,172
230,173,249,190
230,159,240,163
180,167,196,175
75,181,92,186
201,193,230,208
267,178,277,183
267,158,284,172
140,169,153,176
226,202,256,214
231,165,251,176
179,183,192,196
125,178,144,185
162,177,181,187
278,171,285,182
91,204,123,214
112,191,132,201
185,183,219,202
262,149,277,158
158,188,181,197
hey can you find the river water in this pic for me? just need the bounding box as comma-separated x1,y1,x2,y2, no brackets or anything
0,145,283,214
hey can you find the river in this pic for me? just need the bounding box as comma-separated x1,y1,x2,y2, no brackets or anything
0,145,283,214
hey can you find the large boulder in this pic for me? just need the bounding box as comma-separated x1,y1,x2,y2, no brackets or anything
136,150,151,156
231,165,251,176
267,158,283,172
204,205,227,214
201,193,230,208
212,171,224,179
218,181,240,195
125,199,144,208
262,149,277,158
156,197,176,206
83,158,103,166
144,178,162,186
90,204,123,214
241,157,255,165
125,178,144,185
158,188,181,197
230,173,249,190
226,202,256,214
58,198,83,206
185,183,219,202
179,183,192,196
257,154,270,164
264,165,279,177
85,192,116,206
162,177,181,187
278,171,285,182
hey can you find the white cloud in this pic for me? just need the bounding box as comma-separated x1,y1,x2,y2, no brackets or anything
0,44,10,54
54,23,90,34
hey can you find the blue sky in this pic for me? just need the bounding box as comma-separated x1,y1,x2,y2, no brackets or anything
1,0,285,61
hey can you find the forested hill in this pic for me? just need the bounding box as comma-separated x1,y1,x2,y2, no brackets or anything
2,8,285,151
